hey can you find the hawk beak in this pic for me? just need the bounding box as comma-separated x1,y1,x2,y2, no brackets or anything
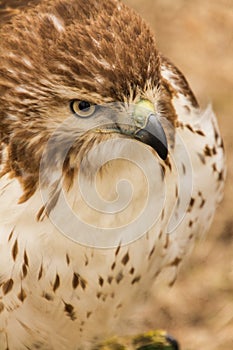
93,100,168,160
134,113,168,160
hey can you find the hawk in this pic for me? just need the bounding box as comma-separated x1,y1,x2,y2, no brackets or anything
0,0,225,349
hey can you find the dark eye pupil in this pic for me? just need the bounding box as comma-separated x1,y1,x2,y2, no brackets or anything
79,101,91,110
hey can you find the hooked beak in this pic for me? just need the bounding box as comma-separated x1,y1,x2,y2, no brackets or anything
134,113,168,160
94,99,168,161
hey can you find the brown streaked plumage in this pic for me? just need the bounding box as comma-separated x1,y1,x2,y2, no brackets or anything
0,0,171,202
0,1,225,350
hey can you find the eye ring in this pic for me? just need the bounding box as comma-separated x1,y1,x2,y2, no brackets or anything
70,100,96,118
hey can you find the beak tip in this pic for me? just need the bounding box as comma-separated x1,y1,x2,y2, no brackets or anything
135,129,168,160
159,146,168,160
135,113,168,160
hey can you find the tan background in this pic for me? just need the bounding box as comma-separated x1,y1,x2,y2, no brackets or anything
123,1,233,349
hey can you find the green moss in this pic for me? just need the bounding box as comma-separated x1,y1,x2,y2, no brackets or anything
94,330,177,350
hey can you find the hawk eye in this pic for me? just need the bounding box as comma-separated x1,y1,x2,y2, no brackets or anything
70,100,96,118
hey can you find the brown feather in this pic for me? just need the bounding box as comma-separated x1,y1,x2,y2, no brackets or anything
0,0,186,202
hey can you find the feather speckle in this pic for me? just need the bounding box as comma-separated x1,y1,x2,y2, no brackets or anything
0,0,225,349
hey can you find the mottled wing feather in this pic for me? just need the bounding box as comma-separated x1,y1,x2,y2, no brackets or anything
160,54,199,109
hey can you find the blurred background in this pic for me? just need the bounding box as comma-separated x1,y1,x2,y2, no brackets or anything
123,1,233,349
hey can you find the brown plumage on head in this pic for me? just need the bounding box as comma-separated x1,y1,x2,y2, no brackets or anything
0,0,176,202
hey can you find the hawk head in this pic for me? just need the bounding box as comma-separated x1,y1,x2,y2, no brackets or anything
0,0,176,203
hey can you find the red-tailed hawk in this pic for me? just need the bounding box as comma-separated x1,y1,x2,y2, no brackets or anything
0,0,225,349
